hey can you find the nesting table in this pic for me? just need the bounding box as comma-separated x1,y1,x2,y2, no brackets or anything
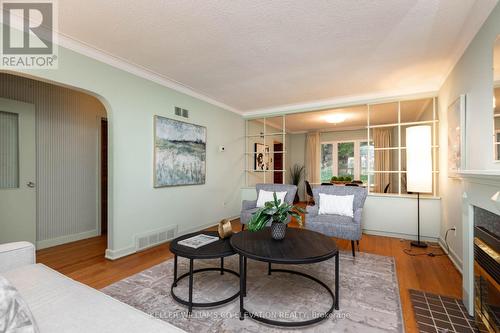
170,228,339,327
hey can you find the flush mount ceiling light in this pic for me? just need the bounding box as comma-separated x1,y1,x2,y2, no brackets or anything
323,114,347,124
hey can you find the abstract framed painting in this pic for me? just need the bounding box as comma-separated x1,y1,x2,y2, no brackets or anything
154,116,206,187
447,94,466,177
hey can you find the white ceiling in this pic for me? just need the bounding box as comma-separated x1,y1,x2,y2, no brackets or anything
57,0,498,114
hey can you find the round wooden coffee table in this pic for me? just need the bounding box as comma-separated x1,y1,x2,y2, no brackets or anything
230,227,339,327
169,231,239,314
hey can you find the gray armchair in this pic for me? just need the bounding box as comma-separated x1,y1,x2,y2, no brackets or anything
240,184,297,230
305,185,367,256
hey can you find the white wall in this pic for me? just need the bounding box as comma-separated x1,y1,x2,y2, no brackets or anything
9,44,245,258
438,3,500,270
0,73,107,248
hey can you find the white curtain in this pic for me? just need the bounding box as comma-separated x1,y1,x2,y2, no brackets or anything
373,128,392,193
305,132,320,184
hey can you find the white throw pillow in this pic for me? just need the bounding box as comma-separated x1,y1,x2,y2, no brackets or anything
0,275,39,333
318,194,354,217
256,190,287,208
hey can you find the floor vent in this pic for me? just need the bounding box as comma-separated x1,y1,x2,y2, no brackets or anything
136,225,178,252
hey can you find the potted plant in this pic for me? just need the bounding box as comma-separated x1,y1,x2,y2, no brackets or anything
247,192,305,240
331,175,353,184
289,164,304,203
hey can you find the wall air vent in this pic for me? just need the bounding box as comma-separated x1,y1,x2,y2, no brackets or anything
174,106,189,118
135,225,178,252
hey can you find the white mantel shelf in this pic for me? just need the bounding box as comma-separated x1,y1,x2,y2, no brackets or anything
457,170,500,184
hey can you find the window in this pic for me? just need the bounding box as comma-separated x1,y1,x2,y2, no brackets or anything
360,141,373,184
337,142,354,177
320,143,333,182
321,140,371,183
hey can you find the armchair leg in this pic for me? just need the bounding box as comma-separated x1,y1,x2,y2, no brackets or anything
241,224,245,231
356,240,359,251
351,240,356,257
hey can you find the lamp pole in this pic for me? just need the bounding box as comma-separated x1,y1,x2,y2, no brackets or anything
411,192,427,248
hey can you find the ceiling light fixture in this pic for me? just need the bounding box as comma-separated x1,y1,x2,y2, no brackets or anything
324,114,347,124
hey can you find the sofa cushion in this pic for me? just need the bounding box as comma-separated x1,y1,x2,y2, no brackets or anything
318,193,354,217
2,264,184,333
0,275,39,333
256,190,287,208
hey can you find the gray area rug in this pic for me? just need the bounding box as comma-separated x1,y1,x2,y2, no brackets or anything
102,251,404,332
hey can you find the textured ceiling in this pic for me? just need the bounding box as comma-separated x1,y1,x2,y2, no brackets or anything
57,0,497,113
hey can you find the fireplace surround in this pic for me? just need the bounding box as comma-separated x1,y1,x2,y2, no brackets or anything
474,206,500,332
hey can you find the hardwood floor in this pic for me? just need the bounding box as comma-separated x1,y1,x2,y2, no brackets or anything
36,218,462,333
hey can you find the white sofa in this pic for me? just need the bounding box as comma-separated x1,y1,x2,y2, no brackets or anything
0,242,185,333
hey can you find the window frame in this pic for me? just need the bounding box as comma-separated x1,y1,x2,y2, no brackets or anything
320,139,366,182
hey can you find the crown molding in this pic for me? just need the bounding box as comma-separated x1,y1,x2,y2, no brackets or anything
55,33,243,115
243,89,439,118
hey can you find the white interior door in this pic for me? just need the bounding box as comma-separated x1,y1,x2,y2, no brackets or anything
0,98,36,244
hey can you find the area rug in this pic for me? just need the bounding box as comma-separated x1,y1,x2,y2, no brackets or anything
102,251,404,332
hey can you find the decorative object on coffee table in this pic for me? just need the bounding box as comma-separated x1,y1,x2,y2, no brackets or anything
247,192,304,240
169,231,239,314
217,219,233,239
230,227,339,327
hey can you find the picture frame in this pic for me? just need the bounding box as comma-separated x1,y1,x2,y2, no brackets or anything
254,143,270,171
447,94,466,177
154,115,207,187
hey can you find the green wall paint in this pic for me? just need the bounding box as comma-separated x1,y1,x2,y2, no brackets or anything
7,43,245,257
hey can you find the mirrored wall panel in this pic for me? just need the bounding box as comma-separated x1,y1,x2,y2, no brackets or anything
494,35,500,160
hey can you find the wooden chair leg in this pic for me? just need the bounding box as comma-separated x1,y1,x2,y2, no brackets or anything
351,240,356,257
241,224,245,231
356,240,360,251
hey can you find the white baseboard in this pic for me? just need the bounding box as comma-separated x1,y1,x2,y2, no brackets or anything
104,216,239,261
105,246,136,260
363,229,439,242
438,237,463,274
36,229,100,249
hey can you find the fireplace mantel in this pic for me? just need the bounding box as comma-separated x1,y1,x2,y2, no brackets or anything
460,171,500,315
458,170,500,185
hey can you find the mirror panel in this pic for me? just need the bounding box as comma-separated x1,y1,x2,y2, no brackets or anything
494,35,500,160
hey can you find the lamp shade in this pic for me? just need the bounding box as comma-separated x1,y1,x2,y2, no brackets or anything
406,125,432,193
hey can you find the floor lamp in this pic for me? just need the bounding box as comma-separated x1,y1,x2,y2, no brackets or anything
406,125,433,248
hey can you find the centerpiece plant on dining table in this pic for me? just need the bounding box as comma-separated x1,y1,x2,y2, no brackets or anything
247,192,305,240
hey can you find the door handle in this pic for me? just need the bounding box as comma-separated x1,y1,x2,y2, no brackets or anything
27,181,35,188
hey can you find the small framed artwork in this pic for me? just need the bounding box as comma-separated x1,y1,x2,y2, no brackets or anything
447,94,466,177
154,116,206,187
254,143,270,171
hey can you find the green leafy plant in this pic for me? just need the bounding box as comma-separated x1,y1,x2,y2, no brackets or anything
248,192,305,232
289,164,305,186
331,176,338,181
